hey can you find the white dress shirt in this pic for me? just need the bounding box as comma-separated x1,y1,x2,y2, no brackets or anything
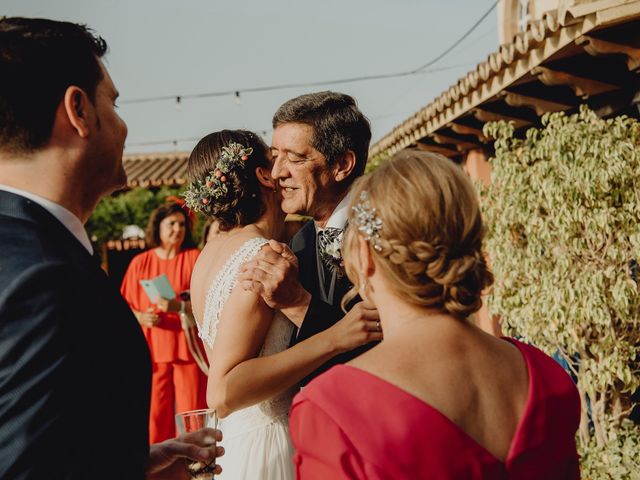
317,191,352,233
0,184,93,254
314,192,352,303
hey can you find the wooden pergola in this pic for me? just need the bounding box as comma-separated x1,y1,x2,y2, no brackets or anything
369,0,640,170
368,0,640,334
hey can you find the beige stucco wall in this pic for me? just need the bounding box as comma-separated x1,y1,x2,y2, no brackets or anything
498,0,569,44
463,150,503,336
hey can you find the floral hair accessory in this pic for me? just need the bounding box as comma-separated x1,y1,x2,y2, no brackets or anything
351,190,383,251
183,142,253,214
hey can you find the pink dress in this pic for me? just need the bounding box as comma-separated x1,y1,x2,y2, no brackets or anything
290,338,581,479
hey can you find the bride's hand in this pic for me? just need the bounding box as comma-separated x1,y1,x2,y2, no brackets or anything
324,301,382,353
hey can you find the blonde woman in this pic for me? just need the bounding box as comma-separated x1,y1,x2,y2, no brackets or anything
290,150,581,479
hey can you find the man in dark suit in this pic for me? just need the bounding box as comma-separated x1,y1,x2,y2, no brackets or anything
239,91,379,385
0,18,221,479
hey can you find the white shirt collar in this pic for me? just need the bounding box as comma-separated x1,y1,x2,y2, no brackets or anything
0,184,93,254
318,192,352,232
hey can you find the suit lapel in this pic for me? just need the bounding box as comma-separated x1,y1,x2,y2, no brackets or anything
291,221,320,297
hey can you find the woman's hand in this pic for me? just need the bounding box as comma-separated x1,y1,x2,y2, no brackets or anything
155,298,182,313
323,301,383,354
138,307,162,327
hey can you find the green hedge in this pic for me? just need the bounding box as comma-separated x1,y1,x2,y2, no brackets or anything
481,106,640,479
86,186,205,246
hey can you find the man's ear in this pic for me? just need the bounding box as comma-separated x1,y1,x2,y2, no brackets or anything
255,166,276,190
333,150,357,183
61,86,93,139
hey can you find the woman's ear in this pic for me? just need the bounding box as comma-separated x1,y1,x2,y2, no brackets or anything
255,166,276,190
358,235,375,278
333,150,357,183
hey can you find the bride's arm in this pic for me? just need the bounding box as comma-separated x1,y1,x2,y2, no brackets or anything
206,287,380,418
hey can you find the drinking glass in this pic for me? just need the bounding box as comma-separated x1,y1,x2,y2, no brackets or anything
175,408,219,479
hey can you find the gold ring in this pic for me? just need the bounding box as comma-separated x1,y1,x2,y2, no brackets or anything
376,321,381,332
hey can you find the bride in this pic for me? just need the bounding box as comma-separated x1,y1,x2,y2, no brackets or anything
185,130,382,479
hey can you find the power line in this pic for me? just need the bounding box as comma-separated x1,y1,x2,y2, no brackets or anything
125,136,202,148
125,109,422,149
120,63,469,106
120,0,498,106
411,0,499,73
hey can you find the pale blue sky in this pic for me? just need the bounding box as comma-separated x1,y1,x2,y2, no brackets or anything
2,0,499,154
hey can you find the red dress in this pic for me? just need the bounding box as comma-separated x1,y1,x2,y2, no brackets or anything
290,338,581,479
120,248,207,442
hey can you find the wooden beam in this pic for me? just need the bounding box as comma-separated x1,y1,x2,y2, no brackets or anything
472,108,533,129
588,87,640,118
576,35,640,72
416,142,459,158
532,66,620,99
500,90,573,116
449,122,488,142
432,133,479,151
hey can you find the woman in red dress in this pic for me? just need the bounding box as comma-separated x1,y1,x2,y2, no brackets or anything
290,151,581,479
121,202,207,443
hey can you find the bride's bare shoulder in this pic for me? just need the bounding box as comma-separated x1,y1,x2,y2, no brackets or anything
197,232,266,270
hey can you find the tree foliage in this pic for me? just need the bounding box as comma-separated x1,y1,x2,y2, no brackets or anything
481,106,640,478
86,186,187,244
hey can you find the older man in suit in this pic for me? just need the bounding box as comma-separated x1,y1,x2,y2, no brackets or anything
240,91,379,385
0,18,221,479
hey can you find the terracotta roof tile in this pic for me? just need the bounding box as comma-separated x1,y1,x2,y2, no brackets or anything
123,152,190,188
369,0,640,159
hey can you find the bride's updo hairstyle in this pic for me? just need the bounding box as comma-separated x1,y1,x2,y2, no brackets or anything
343,150,493,319
186,130,270,231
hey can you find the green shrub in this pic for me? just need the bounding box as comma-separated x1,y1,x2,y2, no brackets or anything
86,186,205,245
481,106,640,479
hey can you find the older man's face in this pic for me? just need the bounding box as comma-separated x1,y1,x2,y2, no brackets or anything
270,122,337,220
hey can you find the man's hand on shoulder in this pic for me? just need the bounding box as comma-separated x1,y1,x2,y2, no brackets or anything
146,428,223,480
238,240,311,324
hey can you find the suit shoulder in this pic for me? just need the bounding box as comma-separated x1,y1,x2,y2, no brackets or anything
0,260,90,319
0,215,63,282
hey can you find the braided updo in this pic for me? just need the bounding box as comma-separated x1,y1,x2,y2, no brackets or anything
187,130,270,231
343,150,493,319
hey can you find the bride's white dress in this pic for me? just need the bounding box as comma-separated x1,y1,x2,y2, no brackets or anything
197,237,296,480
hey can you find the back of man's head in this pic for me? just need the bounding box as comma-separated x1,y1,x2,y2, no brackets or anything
272,91,372,181
0,17,107,155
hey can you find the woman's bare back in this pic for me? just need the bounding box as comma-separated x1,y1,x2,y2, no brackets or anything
350,320,529,462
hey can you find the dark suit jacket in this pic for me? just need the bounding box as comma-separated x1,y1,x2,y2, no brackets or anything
291,221,375,386
0,190,151,479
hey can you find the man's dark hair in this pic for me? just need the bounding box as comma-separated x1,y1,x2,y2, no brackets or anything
0,17,108,153
272,91,372,180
